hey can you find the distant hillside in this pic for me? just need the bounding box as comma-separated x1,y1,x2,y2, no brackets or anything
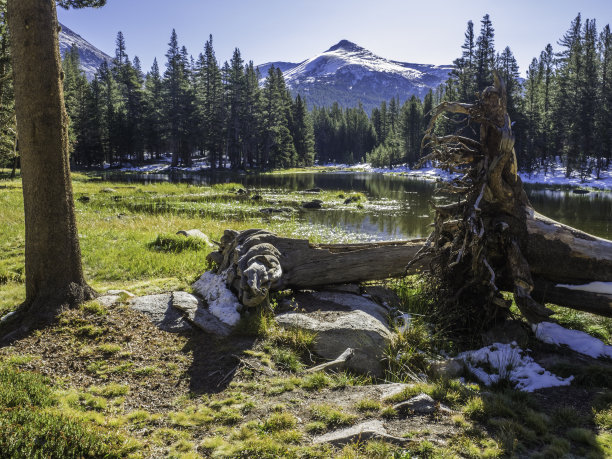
59,23,111,80
258,40,452,112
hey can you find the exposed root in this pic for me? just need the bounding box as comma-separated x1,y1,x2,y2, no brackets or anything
416,72,551,332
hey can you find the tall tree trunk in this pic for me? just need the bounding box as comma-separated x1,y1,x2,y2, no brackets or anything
4,0,94,334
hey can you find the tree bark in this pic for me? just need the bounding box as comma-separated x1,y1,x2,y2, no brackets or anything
4,0,94,331
208,223,612,317
207,229,425,307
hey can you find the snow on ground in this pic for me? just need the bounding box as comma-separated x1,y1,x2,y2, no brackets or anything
322,162,459,182
102,157,612,190
532,322,612,359
519,161,612,190
192,269,242,326
556,281,612,295
458,342,573,392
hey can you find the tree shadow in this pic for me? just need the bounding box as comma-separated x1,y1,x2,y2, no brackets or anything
181,330,257,395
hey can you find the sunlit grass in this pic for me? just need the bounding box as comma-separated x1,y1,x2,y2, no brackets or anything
0,174,375,314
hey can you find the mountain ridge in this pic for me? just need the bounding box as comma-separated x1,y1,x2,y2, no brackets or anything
58,23,112,80
258,39,452,112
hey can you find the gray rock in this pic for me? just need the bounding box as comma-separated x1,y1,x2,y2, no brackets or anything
171,291,232,336
96,295,120,307
313,420,408,447
362,286,402,309
100,187,116,193
276,291,393,376
301,200,322,209
321,284,361,295
393,393,436,414
176,229,212,246
106,289,135,298
304,187,322,193
377,383,413,401
259,207,293,214
429,358,463,379
129,293,191,333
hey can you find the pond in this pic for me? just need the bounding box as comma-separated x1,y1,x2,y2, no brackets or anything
103,171,612,241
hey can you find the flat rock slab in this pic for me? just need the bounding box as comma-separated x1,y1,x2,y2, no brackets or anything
362,286,402,310
276,291,393,376
96,289,135,307
129,293,192,333
313,420,409,447
96,295,121,307
393,394,452,414
171,291,232,336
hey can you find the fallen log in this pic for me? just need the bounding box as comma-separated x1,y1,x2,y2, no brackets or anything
206,217,612,317
207,229,425,307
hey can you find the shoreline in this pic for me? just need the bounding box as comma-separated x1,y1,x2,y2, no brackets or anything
76,158,612,192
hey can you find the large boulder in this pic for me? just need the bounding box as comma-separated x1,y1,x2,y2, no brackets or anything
275,291,393,376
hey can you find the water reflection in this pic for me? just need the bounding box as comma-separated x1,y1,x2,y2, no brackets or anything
102,171,612,241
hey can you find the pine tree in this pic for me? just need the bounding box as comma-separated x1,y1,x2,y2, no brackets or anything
226,48,246,168
162,30,193,166
0,0,16,174
143,59,164,160
401,95,423,166
554,14,583,176
580,19,598,178
197,35,225,168
475,14,496,92
97,60,122,165
261,66,296,168
599,25,612,169
242,61,262,168
452,20,477,102
62,45,90,165
291,94,315,166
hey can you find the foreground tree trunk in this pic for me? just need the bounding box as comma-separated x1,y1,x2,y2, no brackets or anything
3,0,94,338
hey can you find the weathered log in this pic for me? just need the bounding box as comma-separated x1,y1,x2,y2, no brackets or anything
207,229,426,307
525,210,612,284
207,218,612,317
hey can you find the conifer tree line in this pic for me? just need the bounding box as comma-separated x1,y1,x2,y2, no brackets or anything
60,30,315,169
1,13,611,176
0,0,16,175
332,13,612,176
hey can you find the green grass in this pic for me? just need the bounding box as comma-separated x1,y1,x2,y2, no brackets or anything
0,174,371,315
0,365,138,458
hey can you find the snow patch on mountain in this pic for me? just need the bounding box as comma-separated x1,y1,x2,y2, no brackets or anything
59,23,112,80
259,40,452,111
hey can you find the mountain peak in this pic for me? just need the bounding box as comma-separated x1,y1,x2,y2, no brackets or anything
326,39,364,53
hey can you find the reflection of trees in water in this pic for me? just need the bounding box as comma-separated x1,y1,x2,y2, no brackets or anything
304,209,431,240
527,189,612,239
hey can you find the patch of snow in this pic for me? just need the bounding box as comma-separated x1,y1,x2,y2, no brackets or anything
519,159,612,190
396,313,412,333
556,281,612,295
532,322,612,359
192,269,242,326
458,342,573,392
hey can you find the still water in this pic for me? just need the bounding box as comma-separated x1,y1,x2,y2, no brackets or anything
104,171,612,241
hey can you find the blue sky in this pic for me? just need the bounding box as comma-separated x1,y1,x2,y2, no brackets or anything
58,0,612,76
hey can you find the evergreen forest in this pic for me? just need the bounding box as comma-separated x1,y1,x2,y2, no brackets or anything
0,12,611,179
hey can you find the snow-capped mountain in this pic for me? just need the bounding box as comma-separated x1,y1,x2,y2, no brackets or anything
59,23,111,80
259,40,452,112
